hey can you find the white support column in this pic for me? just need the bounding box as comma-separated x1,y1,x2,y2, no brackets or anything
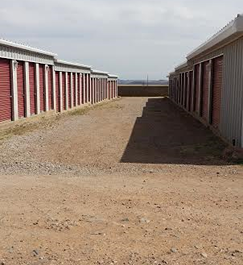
75,72,78,107
35,63,40,115
59,72,63,112
84,73,87,104
52,67,56,111
70,73,74,108
44,65,49,112
65,72,69,110
11,60,18,121
24,62,30,117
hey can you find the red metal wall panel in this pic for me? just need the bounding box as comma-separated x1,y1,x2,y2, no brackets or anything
68,73,71,108
55,72,60,112
17,61,25,118
88,74,91,102
73,74,76,107
77,74,80,106
39,64,45,112
212,56,223,128
202,61,210,120
0,58,12,122
62,73,66,111
194,64,200,112
48,66,53,110
29,63,36,115
189,71,193,112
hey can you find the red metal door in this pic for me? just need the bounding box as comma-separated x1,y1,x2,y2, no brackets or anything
77,74,80,106
81,74,84,104
55,72,60,112
202,61,210,120
29,63,36,115
62,72,66,111
17,61,25,118
0,58,12,122
212,56,223,128
48,66,53,110
73,73,76,107
194,64,200,112
189,71,193,112
67,73,71,108
39,64,45,112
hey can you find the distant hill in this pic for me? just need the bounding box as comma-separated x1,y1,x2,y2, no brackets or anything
118,79,168,85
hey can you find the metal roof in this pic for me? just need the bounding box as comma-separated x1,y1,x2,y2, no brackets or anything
91,69,109,75
175,61,188,71
108,74,118,79
187,14,243,60
0,38,57,57
55,59,91,70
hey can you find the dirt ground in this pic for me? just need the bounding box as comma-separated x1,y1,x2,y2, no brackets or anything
0,97,242,265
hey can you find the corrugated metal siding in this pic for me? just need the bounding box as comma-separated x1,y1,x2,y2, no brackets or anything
62,72,66,110
0,44,54,65
202,61,210,121
39,64,45,112
68,73,71,108
73,73,76,107
212,56,223,128
220,38,243,147
55,72,60,112
77,73,80,105
0,58,12,122
48,66,53,110
194,64,200,113
17,61,25,118
29,62,36,115
189,71,193,112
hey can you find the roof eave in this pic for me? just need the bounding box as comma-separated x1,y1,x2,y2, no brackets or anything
55,59,91,70
187,14,243,60
0,39,57,58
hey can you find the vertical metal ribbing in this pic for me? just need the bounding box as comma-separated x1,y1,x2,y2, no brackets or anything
11,60,18,121
44,65,49,112
35,63,40,115
52,67,56,111
198,63,203,117
208,60,214,124
24,61,30,117
59,72,63,112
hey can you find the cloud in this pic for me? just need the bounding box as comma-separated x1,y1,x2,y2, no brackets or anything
0,0,242,79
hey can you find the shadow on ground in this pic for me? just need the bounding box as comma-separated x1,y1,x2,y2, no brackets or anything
121,97,228,165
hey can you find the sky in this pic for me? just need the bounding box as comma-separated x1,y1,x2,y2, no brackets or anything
0,0,243,80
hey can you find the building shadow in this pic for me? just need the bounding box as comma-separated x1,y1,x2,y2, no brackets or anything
120,97,228,165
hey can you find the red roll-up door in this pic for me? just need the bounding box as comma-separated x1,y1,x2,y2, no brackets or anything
212,56,223,128
189,71,193,112
39,64,45,112
81,74,84,104
73,73,76,107
202,61,210,120
48,66,53,110
68,73,71,108
55,72,60,112
62,72,66,111
77,74,80,106
29,63,36,115
194,64,200,112
17,61,25,118
0,58,12,122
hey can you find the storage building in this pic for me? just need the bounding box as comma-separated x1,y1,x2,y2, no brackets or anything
169,14,243,148
0,39,118,124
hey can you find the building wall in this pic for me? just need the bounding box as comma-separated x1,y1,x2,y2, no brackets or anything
118,85,168,97
169,36,243,148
